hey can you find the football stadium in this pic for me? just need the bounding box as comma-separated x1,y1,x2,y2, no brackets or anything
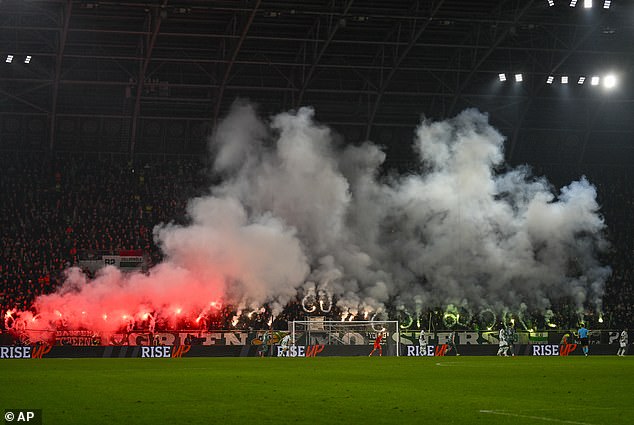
1,0,633,424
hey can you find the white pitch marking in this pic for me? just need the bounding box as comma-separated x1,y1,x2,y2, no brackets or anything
436,361,488,367
479,410,597,425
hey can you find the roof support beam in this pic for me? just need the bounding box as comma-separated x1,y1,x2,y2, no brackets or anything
0,87,49,114
48,0,72,151
508,13,609,163
577,55,634,167
447,0,536,117
295,0,355,108
365,0,446,140
212,0,262,127
129,0,168,157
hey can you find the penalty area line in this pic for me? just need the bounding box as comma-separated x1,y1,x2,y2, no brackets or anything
479,410,596,425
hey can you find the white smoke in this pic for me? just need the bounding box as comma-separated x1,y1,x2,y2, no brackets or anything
195,101,609,314
22,101,610,333
154,196,310,316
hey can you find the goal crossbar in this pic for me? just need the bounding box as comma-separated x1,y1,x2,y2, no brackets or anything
291,320,400,356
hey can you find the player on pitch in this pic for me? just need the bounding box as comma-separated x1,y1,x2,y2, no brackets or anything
578,323,589,357
617,329,628,356
419,329,427,356
280,333,291,356
369,332,383,357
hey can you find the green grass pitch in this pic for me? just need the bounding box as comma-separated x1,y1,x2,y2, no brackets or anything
1,356,632,424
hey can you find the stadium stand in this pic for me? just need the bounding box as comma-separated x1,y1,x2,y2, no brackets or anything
1,152,632,335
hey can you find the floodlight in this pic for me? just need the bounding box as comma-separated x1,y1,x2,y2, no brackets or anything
603,0,611,8
498,73,506,82
561,75,568,84
584,0,592,8
570,0,577,6
577,76,586,84
548,0,555,6
546,75,554,84
603,74,616,88
514,73,523,82
24,55,31,64
590,76,600,85
6,55,13,63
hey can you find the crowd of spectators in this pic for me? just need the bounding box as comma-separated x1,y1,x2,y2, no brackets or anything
554,164,634,330
0,152,632,336
0,151,207,314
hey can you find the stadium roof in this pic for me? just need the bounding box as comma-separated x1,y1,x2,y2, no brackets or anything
1,0,633,166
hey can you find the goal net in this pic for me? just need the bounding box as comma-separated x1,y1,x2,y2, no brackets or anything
290,319,400,356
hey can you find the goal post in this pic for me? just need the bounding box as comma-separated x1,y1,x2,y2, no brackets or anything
291,319,400,356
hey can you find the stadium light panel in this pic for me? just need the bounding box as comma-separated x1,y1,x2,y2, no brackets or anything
603,0,611,8
548,0,554,6
24,55,31,64
584,0,592,8
569,0,577,6
577,76,586,84
546,75,554,84
6,55,13,63
561,75,568,84
514,73,523,82
498,73,506,82
590,76,600,85
603,74,616,88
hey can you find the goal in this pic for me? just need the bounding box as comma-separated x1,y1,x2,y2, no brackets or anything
290,319,400,356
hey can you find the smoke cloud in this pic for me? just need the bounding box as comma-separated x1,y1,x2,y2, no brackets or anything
16,101,610,334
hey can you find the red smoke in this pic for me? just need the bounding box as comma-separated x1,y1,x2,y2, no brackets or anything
15,263,225,341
